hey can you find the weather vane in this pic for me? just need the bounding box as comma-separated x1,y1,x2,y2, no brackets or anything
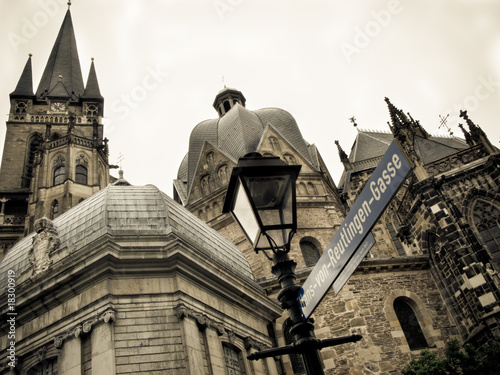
349,116,358,127
439,114,453,136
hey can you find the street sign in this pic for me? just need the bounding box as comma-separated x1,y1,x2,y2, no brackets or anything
297,140,412,321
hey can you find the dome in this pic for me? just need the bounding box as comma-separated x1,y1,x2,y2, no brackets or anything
178,97,318,193
0,185,254,283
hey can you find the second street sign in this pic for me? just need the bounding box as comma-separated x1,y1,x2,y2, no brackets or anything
297,140,412,321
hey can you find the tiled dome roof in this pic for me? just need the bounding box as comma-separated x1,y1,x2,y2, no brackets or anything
0,185,254,284
178,102,317,193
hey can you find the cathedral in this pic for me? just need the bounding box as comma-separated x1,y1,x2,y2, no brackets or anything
1,5,499,375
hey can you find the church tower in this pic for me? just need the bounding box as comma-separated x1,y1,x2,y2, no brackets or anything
0,6,110,255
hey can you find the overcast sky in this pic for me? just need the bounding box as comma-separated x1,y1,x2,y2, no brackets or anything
1,0,499,197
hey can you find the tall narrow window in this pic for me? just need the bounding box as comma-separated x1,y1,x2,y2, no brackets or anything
75,165,88,185
223,100,231,113
223,343,245,375
51,200,59,220
53,165,65,185
394,298,428,351
471,199,500,264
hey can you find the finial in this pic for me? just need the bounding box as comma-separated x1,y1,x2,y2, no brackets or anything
91,57,94,61
67,1,71,9
459,110,468,121
58,75,63,82
335,140,349,163
222,75,226,88
29,53,32,57
349,116,358,127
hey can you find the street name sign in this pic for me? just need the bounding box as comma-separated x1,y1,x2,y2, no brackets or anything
297,140,412,321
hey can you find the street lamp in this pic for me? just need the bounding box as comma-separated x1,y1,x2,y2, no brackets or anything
223,153,300,256
224,153,363,375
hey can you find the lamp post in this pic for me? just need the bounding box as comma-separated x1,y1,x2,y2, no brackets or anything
223,153,361,375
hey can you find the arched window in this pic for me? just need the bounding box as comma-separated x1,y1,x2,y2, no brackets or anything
217,164,229,185
51,200,59,220
471,198,500,264
300,239,321,267
53,165,65,185
223,100,231,113
307,182,318,195
393,298,428,351
269,136,281,152
201,175,212,196
222,343,245,375
283,319,305,374
298,182,307,196
75,165,88,185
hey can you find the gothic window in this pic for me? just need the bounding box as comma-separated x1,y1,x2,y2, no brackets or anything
393,298,428,351
15,100,28,113
223,100,231,113
23,135,42,188
75,165,88,185
222,343,245,375
27,357,58,375
269,137,281,152
53,165,65,185
283,154,296,165
471,198,500,264
300,239,321,267
283,319,305,374
85,103,98,117
51,200,59,220
218,164,229,185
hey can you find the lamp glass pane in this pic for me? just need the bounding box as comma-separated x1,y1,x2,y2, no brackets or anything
233,181,260,245
246,175,293,226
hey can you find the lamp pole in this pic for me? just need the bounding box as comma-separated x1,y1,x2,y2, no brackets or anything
272,250,325,374
223,153,362,374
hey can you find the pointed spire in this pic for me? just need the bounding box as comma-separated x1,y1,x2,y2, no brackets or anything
82,58,103,100
10,54,34,98
35,8,84,100
335,140,349,164
384,97,429,139
458,123,474,146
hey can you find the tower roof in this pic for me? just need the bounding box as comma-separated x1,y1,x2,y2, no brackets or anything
10,54,34,98
35,9,84,100
82,58,103,100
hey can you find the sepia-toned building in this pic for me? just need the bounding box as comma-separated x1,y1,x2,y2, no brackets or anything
1,4,499,375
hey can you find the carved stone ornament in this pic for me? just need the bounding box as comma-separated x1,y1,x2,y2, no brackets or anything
30,217,60,276
52,154,65,168
76,153,89,167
